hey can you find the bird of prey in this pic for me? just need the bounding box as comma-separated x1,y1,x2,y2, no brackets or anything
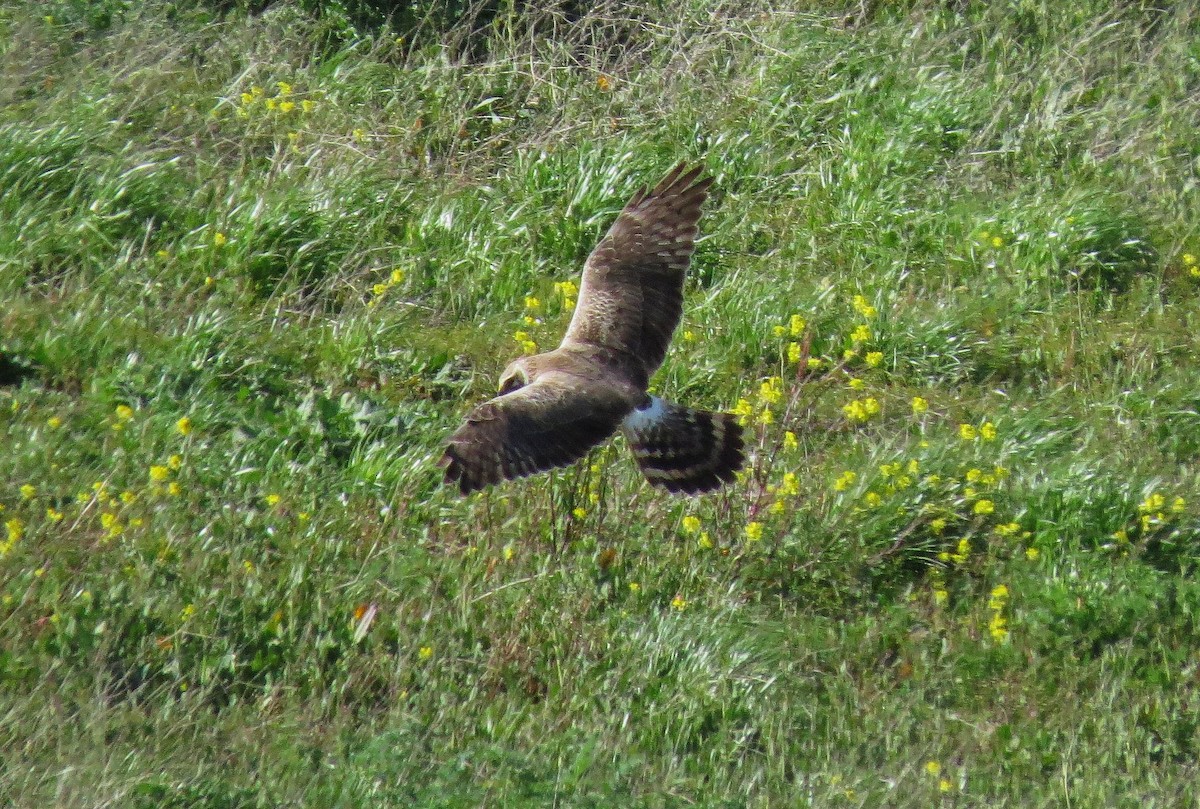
442,163,744,495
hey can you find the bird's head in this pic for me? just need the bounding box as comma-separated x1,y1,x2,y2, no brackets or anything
497,358,531,395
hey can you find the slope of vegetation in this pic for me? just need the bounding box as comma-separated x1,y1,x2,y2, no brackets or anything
2,1,1199,805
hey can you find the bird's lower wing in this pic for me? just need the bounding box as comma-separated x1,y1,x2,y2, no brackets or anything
442,373,634,495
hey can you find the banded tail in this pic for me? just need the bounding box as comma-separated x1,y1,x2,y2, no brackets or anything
621,396,745,495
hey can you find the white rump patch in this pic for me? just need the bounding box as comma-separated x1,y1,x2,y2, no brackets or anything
622,396,667,431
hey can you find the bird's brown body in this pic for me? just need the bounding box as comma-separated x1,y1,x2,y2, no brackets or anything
442,164,744,495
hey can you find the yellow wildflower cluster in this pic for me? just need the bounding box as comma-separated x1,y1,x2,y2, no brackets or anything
979,229,1005,249
744,521,764,542
512,330,537,356
851,295,877,319
1,518,23,556
1134,491,1186,535
833,470,857,492
368,268,406,307
1184,252,1199,278
987,584,1010,644
112,404,134,431
237,82,317,117
842,396,880,423
771,313,807,364
959,421,997,442
922,760,953,793
553,280,577,311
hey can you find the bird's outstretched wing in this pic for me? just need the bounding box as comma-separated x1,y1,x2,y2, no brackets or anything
442,371,636,494
562,163,712,379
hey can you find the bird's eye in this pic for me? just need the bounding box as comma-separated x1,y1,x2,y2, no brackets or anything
498,375,525,395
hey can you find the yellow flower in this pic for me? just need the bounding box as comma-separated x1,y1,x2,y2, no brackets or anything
553,280,578,299
1184,253,1197,265
732,398,753,426
670,595,688,611
757,407,774,425
265,494,281,507
850,324,871,343
851,295,877,318
865,351,883,368
115,404,134,421
848,378,865,390
758,377,783,405
744,521,764,542
789,313,806,336
698,531,713,549
939,779,953,793
958,423,977,441
352,128,367,143
965,468,982,483
779,472,801,497
1139,492,1165,514
950,537,971,564
120,490,136,504
276,81,292,95
46,508,64,522
596,74,612,92
991,236,1004,248
1025,547,1040,560
19,484,35,500
1172,497,1186,513
168,482,182,497
2,518,24,555
571,507,587,519
773,325,788,338
149,465,170,483
911,396,928,415
842,397,880,423
47,416,62,429
989,612,1009,643
213,232,227,248
994,521,1020,537
240,91,254,106
372,283,389,297
682,515,702,534
833,470,857,492
807,357,823,370
243,560,255,573
682,330,696,342
924,761,941,777
180,604,196,621
864,491,882,507
503,544,515,561
168,454,182,470
176,416,192,436
418,645,433,660
974,499,995,516
783,431,798,451
628,582,640,593
524,296,541,310
787,341,802,364
301,99,315,113
980,422,997,441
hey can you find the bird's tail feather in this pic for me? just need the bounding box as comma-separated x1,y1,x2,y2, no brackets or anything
621,397,744,494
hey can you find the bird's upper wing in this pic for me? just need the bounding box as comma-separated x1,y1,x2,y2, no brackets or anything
562,163,712,378
442,370,637,494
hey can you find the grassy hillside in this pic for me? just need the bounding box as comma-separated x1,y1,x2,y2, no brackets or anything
3,0,1200,804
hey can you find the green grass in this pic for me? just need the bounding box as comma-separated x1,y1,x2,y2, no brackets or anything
3,0,1200,805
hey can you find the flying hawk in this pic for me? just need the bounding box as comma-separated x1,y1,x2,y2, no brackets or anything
442,163,744,495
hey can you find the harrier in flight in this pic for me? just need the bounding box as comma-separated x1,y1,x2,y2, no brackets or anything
442,163,744,495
